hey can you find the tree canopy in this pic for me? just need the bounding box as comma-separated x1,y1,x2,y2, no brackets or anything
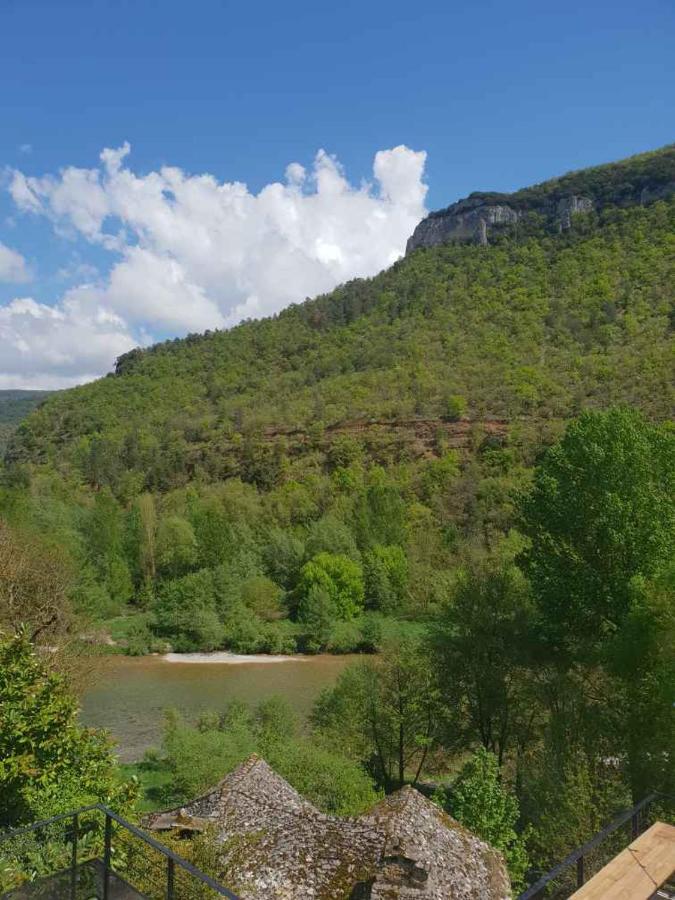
0,631,135,828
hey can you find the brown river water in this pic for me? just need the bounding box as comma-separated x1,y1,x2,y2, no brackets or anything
79,653,355,762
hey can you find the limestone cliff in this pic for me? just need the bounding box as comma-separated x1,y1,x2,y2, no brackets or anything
407,143,675,252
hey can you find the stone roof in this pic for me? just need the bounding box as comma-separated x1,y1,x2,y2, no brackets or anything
362,787,509,899
145,754,511,899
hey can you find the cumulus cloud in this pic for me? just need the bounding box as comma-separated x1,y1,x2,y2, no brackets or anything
0,241,31,283
3,142,427,387
0,291,136,389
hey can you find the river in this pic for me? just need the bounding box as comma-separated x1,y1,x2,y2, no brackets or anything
79,653,355,762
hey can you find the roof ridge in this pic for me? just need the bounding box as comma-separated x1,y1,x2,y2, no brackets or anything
145,753,272,821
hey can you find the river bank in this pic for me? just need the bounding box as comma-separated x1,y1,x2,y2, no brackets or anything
162,651,307,663
79,652,356,762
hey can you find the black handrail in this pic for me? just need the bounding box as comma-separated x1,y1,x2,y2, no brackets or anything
0,803,241,899
102,806,240,897
517,792,662,899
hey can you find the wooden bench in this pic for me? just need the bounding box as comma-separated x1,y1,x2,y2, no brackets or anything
570,821,675,900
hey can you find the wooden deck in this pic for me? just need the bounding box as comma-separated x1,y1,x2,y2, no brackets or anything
570,822,675,900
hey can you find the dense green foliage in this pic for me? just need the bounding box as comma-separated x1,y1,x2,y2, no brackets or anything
312,637,443,791
443,748,530,891
313,409,673,884
0,631,135,828
0,391,52,453
520,407,675,656
2,166,673,651
9,194,674,469
157,696,380,816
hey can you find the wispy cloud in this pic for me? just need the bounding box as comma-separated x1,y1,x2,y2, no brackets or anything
0,241,31,283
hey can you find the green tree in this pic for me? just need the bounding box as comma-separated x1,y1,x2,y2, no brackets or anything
189,498,231,569
134,493,157,587
296,552,365,621
519,408,674,656
313,638,442,791
266,740,379,816
420,450,460,502
444,394,467,422
0,631,135,827
607,565,675,799
446,748,529,892
262,527,305,590
240,575,284,621
305,514,360,560
156,515,198,579
518,740,627,874
152,570,223,651
85,490,131,604
430,562,534,764
297,585,335,652
353,470,407,550
362,544,408,613
161,699,378,816
0,522,75,648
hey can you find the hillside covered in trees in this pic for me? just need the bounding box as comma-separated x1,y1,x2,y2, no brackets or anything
1,146,674,895
1,146,673,655
0,390,52,453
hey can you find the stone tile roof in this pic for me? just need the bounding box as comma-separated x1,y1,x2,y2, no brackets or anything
362,787,509,899
145,754,511,899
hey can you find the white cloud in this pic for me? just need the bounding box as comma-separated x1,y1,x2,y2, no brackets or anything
0,241,31,283
55,259,99,281
0,292,136,389
4,142,428,387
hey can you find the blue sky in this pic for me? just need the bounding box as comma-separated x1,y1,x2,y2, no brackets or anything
1,0,673,387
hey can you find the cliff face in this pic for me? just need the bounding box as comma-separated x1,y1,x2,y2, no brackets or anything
407,200,520,250
407,144,675,252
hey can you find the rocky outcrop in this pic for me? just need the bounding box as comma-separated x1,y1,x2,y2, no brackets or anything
557,195,594,229
406,193,594,252
145,755,511,899
406,199,520,251
407,144,675,252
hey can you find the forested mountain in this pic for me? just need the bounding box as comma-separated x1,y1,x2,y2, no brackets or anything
2,147,674,890
0,390,52,453
2,146,673,656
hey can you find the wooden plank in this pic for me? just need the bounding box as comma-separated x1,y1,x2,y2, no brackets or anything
571,822,675,900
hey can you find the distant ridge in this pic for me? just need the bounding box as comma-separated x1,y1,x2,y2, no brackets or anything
6,143,673,488
408,143,675,251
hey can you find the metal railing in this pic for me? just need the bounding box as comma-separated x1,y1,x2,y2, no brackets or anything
0,804,241,899
518,792,671,899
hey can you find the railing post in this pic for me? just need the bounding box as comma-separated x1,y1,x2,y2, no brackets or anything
167,856,175,900
70,813,79,900
631,811,639,841
103,812,112,900
576,855,585,888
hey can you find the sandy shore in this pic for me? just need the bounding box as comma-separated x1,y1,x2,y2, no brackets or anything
161,651,308,664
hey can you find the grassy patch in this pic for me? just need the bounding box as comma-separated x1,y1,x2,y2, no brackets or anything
121,755,173,813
